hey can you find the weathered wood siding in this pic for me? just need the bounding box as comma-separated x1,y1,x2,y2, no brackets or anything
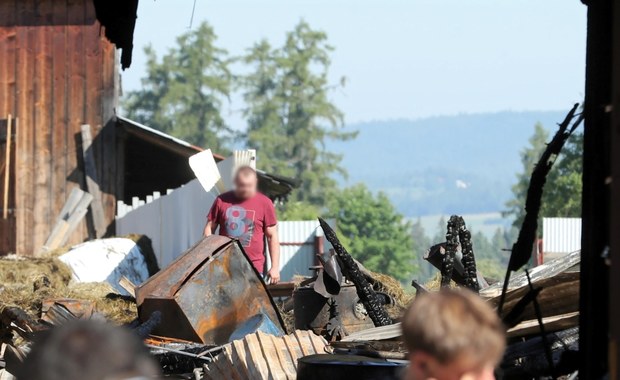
0,0,118,255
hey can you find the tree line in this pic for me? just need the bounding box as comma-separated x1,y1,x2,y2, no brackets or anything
123,21,415,281
123,20,584,283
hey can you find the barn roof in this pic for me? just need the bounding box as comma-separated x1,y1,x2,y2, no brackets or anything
116,116,299,200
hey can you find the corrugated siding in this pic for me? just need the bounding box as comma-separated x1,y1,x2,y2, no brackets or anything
270,220,335,282
542,217,582,254
0,0,117,254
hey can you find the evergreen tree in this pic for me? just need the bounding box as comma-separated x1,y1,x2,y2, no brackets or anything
411,218,433,282
503,123,583,228
242,21,356,205
432,216,447,244
326,184,416,282
123,22,232,151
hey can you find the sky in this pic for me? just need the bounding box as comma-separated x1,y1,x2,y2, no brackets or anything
121,0,587,127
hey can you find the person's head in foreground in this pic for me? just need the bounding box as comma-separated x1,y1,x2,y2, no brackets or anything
18,320,161,380
233,165,259,200
402,289,505,380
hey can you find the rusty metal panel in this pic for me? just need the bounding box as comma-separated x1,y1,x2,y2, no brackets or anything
136,235,285,345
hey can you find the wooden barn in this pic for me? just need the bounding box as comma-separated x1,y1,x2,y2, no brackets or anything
0,0,139,255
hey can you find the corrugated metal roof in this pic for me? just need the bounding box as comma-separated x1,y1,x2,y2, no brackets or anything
542,217,581,254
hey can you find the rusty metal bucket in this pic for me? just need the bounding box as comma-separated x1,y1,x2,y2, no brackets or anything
136,235,285,345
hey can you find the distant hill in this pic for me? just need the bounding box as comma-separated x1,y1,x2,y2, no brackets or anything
329,111,567,217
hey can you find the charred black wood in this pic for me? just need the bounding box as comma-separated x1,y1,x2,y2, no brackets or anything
502,286,542,329
441,217,459,288
499,104,583,314
457,218,479,292
318,218,392,327
0,306,43,342
133,310,161,339
501,327,578,379
411,279,428,295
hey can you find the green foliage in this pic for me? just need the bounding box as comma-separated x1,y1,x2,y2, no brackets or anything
541,133,583,218
503,123,583,228
411,218,434,282
242,21,356,205
123,22,232,151
277,201,321,221
325,184,416,282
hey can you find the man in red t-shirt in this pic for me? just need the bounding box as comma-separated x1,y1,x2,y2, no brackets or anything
204,166,281,283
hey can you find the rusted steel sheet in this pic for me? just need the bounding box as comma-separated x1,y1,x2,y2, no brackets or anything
136,235,285,345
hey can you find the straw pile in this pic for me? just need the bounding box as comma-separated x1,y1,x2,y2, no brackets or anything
0,254,136,324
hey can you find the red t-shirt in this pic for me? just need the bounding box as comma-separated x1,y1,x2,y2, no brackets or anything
207,191,277,273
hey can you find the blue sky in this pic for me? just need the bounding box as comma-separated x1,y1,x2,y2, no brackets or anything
121,0,587,126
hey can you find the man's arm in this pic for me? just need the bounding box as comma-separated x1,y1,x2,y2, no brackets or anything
204,220,218,237
265,225,280,284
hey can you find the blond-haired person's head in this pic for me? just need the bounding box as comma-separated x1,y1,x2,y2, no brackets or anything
402,289,505,380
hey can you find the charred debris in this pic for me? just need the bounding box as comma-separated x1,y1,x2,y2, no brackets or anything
0,106,584,379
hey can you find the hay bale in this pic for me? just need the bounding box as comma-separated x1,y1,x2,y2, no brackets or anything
0,255,136,324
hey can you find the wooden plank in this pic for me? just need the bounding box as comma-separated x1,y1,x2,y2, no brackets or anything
308,331,327,354
43,186,84,249
507,312,580,338
481,250,581,298
118,276,136,298
80,124,106,238
50,0,68,232
243,333,268,380
341,322,402,342
59,206,88,247
15,0,36,255
270,333,296,380
44,189,92,250
3,115,12,219
281,334,302,370
256,331,288,380
65,0,86,245
32,0,54,253
294,330,312,357
231,340,251,380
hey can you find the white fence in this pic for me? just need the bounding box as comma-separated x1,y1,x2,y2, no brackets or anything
116,179,216,267
542,217,581,260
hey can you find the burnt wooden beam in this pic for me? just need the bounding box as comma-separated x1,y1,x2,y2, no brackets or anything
318,218,392,327
498,105,583,314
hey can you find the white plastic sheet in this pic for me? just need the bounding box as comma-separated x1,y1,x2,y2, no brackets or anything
59,238,150,296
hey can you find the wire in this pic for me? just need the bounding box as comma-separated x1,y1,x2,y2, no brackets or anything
189,0,198,29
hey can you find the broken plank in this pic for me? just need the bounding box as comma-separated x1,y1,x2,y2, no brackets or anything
80,124,106,238
118,276,137,298
2,114,11,219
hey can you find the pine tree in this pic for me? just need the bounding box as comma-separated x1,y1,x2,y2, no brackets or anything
503,123,583,228
242,21,356,205
123,22,232,151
